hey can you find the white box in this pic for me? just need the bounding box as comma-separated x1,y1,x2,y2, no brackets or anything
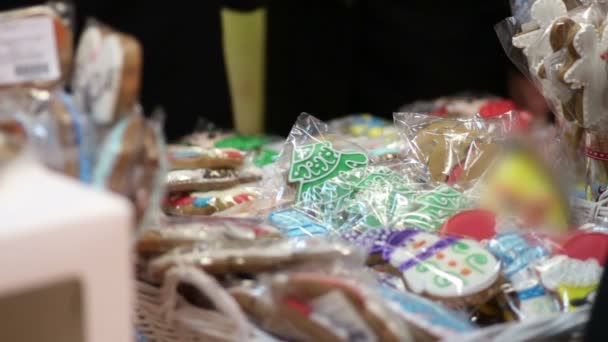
0,152,133,342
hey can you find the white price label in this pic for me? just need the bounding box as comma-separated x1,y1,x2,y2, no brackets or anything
0,16,60,86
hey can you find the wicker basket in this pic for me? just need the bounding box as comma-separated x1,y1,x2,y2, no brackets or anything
570,191,608,226
135,266,251,342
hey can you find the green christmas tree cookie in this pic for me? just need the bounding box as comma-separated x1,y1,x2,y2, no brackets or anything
401,185,469,232
289,141,368,202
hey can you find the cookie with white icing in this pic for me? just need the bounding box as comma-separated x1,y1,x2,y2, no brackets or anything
167,145,245,170
347,229,502,308
72,22,142,125
539,255,603,311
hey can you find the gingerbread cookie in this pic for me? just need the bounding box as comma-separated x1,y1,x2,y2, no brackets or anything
167,145,245,170
0,6,72,89
136,217,280,255
346,229,502,308
0,119,26,163
166,167,262,193
271,273,411,342
164,186,259,216
147,239,358,283
72,22,143,125
560,21,608,128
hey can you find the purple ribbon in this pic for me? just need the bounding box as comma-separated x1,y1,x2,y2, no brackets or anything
368,229,420,260
398,236,459,272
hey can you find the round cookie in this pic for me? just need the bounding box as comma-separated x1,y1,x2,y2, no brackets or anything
164,187,258,216
348,229,502,308
166,168,262,193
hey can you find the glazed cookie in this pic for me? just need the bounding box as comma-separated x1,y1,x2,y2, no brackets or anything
288,141,368,201
167,145,245,170
166,167,262,193
136,218,280,255
346,229,502,308
0,6,72,89
271,273,411,342
163,186,259,216
401,185,470,232
268,208,330,237
72,22,143,125
539,255,602,311
560,21,608,128
488,233,559,319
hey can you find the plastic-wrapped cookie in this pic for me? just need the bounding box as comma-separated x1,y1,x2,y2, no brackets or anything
270,273,412,342
72,21,143,125
166,167,262,193
147,238,359,283
347,229,502,308
0,5,73,89
163,186,259,216
136,217,281,255
167,145,245,170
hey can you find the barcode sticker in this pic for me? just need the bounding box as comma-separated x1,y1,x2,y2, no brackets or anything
0,16,60,86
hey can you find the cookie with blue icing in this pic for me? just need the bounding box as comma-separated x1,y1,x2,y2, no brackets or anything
168,145,245,170
164,186,259,216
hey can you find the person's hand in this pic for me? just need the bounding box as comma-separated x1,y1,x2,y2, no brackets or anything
508,71,550,119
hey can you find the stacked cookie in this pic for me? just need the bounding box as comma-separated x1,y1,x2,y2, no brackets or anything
164,145,262,216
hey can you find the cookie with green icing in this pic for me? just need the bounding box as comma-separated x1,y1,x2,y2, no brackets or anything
288,141,368,202
347,229,502,308
401,185,470,232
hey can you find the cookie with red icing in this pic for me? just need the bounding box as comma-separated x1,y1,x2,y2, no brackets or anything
164,186,259,216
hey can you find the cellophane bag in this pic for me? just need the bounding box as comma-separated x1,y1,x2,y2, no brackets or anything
496,0,608,200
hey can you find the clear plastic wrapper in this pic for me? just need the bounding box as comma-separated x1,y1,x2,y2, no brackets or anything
146,237,364,285
0,3,73,91
394,113,513,185
30,91,96,182
343,228,504,309
164,184,261,216
496,0,608,199
234,268,413,342
136,216,282,256
71,19,143,126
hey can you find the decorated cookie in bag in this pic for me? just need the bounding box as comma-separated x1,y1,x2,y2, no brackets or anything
289,141,368,202
136,217,281,255
346,229,502,308
488,232,559,319
271,273,412,342
539,255,602,311
0,5,73,89
147,238,359,283
167,145,245,170
400,185,470,232
268,208,330,237
166,167,262,193
164,186,259,216
560,21,608,128
378,285,476,340
72,21,142,125
513,0,569,74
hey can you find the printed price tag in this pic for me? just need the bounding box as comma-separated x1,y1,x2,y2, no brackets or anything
0,16,60,85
